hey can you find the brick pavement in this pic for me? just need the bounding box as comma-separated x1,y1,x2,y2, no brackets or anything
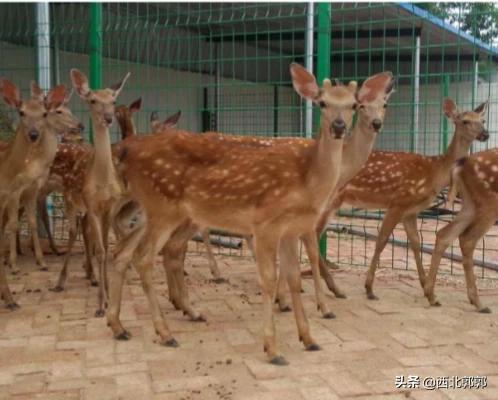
1,248,498,400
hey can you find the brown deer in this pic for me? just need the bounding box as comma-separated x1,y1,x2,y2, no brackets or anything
58,69,130,317
0,79,75,308
424,148,497,313
326,98,488,301
162,72,396,314
106,63,357,365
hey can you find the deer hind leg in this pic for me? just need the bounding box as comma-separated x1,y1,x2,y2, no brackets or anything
24,193,47,270
201,228,224,283
302,231,335,318
0,207,17,309
365,208,403,300
424,206,475,307
459,216,495,313
81,214,97,286
402,214,426,288
107,223,146,340
38,194,59,255
5,195,21,275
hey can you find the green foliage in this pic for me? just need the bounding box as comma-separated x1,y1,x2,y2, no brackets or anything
418,2,498,44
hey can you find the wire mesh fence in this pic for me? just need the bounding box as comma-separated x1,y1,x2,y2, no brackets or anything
1,2,497,279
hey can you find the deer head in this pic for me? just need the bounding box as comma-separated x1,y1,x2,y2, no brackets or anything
290,63,357,139
70,69,130,128
150,110,181,133
0,78,67,143
356,72,395,133
115,97,142,139
443,98,489,143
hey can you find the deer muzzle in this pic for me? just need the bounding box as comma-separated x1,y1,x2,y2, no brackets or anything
372,119,382,131
477,129,489,142
331,118,346,138
27,129,40,143
104,114,114,126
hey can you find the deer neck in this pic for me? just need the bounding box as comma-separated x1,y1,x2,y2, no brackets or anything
89,115,116,181
339,117,377,187
118,116,136,140
306,118,344,206
435,125,474,186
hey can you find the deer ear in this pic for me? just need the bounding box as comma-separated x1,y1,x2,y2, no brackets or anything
357,72,393,103
30,81,44,101
129,97,142,113
290,62,320,101
70,69,91,98
110,72,131,97
45,84,66,111
0,78,22,109
163,110,181,129
474,100,488,115
64,88,73,105
443,98,458,120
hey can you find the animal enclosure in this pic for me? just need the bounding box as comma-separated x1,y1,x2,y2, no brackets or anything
1,2,497,278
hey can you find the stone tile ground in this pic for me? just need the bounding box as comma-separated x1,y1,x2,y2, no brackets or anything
1,246,498,400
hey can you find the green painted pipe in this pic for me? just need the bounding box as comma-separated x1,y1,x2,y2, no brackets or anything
88,2,102,144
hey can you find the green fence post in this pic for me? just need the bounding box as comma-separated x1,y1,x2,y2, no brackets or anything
316,2,331,260
442,74,449,151
88,2,102,144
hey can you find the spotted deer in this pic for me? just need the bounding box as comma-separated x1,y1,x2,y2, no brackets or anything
107,63,356,364
424,148,497,312
53,69,130,317
162,71,395,313
327,98,489,301
0,79,76,308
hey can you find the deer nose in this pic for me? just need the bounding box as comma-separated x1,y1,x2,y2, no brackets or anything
331,119,346,137
372,119,382,131
28,129,40,142
478,129,489,142
77,122,85,131
104,114,113,125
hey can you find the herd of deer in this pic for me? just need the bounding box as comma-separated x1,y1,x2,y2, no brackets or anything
0,63,495,365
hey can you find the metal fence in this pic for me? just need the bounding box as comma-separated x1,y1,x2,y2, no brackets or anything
1,2,497,278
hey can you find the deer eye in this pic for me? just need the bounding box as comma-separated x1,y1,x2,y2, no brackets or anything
352,103,357,110
383,103,387,108
319,101,326,108
43,112,48,118
463,120,469,125
90,99,96,104
56,110,62,114
359,104,365,109
19,111,25,117
113,101,116,105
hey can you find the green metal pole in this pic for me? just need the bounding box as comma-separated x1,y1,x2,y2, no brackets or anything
442,75,449,151
316,2,331,260
89,2,102,144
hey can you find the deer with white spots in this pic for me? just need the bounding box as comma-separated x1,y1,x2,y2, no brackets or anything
107,63,356,364
331,98,488,300
424,149,497,312
0,79,80,309
51,69,131,317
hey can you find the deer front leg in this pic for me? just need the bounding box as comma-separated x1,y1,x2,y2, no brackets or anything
402,214,426,288
424,208,474,307
5,195,21,275
86,211,107,317
459,216,494,313
365,208,403,300
254,231,285,365
280,234,319,352
301,231,335,318
37,194,60,255
81,215,97,286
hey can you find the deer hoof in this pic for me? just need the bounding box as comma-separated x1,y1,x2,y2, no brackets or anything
211,277,228,284
334,292,347,299
191,314,206,322
479,307,492,314
305,343,321,351
430,300,441,307
115,330,132,341
39,266,49,272
367,293,379,301
94,309,105,318
279,304,292,313
90,280,98,287
162,338,179,348
6,302,20,310
323,311,336,319
49,286,64,293
269,356,289,366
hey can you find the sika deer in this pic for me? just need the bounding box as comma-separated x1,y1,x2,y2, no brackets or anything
107,63,357,364
330,98,488,300
0,80,73,308
424,148,496,312
59,69,130,317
